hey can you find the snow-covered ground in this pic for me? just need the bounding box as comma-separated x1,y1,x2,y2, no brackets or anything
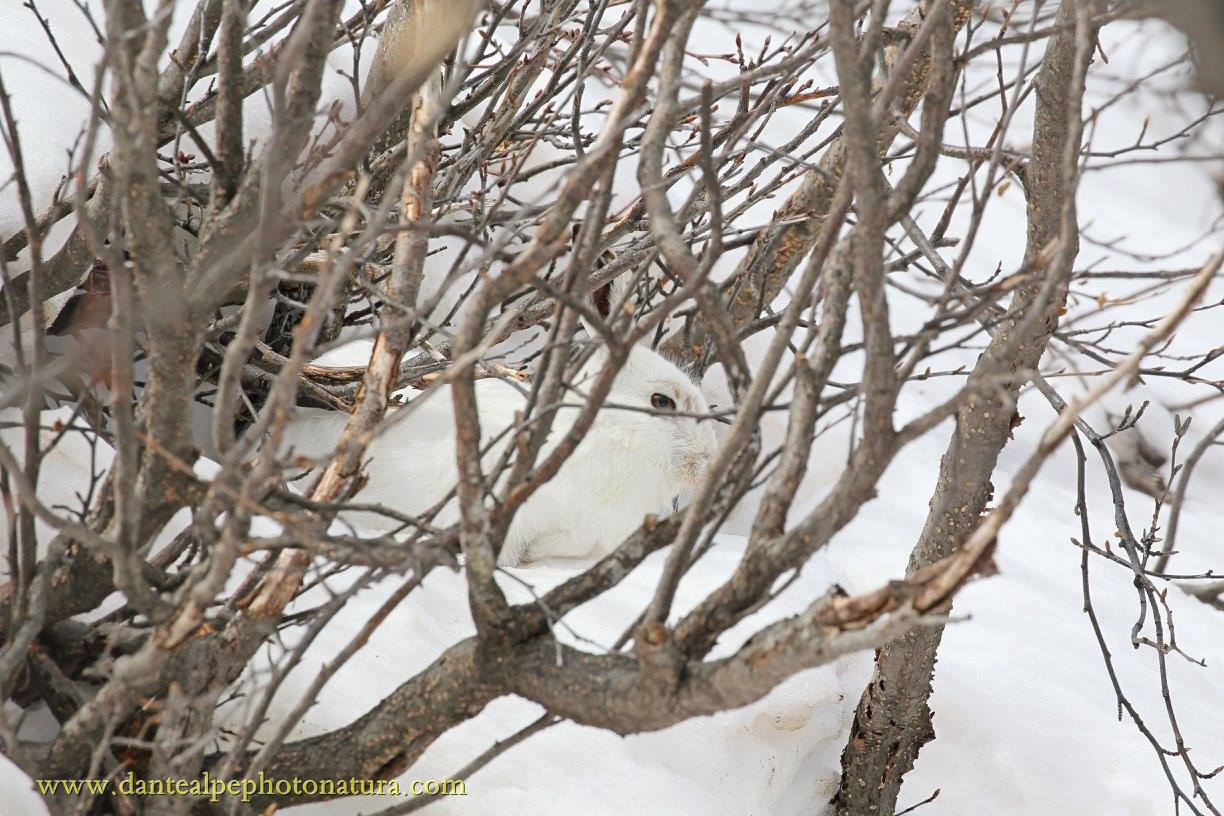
2,2,1223,815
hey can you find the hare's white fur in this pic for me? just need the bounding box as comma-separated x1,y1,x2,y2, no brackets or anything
285,343,717,566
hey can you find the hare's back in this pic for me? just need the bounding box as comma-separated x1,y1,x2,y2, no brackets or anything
350,378,529,522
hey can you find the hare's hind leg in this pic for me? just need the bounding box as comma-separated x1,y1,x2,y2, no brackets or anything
495,536,529,567
509,527,581,565
497,529,561,567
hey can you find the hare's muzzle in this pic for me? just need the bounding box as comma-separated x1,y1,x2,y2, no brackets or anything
675,435,716,486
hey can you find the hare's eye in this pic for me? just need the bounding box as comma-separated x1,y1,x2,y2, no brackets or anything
650,392,676,411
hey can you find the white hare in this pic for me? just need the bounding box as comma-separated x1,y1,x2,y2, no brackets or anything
284,282,718,566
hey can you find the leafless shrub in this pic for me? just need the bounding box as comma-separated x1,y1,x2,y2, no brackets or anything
0,0,1221,814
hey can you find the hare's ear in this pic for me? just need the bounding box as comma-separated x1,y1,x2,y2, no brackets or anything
580,279,611,340
581,255,631,339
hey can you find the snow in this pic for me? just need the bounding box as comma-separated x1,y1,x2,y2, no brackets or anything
2,3,1224,816
217,542,870,816
0,2,108,240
